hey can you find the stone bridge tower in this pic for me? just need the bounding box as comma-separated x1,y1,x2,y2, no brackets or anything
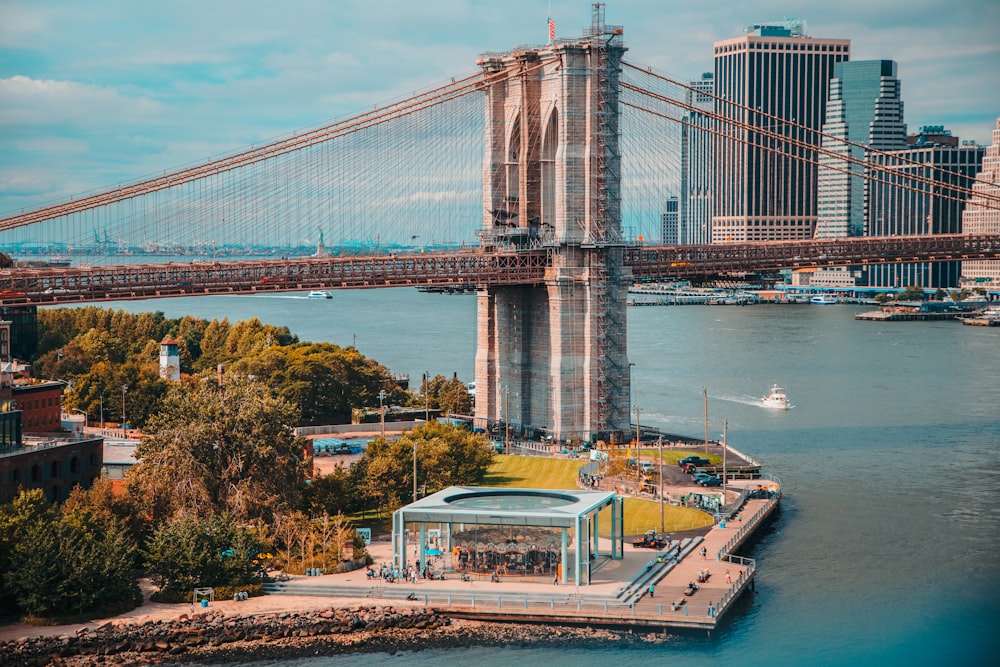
474,11,631,444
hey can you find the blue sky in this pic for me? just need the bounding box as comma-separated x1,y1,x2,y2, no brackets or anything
1,0,997,216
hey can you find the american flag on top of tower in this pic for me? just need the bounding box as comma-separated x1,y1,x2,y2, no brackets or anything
548,17,555,42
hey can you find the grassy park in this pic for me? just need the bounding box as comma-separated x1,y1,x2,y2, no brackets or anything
483,454,714,536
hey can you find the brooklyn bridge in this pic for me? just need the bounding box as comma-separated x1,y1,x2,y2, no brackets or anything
2,12,998,442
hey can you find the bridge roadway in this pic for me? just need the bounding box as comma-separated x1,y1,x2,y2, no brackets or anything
2,233,998,305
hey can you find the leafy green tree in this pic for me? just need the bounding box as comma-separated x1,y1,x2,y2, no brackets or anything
128,378,308,524
229,342,399,424
359,422,494,513
144,514,267,596
1,489,140,620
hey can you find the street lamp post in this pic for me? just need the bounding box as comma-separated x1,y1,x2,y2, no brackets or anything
99,393,104,429
121,384,128,432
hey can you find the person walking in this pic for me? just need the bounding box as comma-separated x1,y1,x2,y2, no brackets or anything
648,583,655,598
725,570,732,584
700,546,707,560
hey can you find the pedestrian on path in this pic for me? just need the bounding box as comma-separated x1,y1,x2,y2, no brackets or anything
648,583,655,598
700,546,707,560
553,574,559,586
725,570,732,584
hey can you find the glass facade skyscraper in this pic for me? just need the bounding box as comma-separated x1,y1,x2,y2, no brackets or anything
712,22,849,242
679,73,713,244
816,60,906,238
866,138,984,288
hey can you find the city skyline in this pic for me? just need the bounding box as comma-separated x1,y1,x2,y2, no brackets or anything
1,1,997,218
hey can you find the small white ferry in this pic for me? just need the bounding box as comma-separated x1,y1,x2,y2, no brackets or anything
810,294,838,305
761,384,789,410
307,290,333,299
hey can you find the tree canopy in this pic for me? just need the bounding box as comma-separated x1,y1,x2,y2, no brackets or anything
128,378,309,524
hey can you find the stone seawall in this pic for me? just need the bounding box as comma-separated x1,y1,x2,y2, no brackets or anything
0,604,659,666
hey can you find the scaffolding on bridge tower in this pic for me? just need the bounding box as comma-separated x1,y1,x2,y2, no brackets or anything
586,4,629,440
472,4,632,445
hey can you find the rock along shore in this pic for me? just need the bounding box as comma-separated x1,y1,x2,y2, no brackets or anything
0,605,667,666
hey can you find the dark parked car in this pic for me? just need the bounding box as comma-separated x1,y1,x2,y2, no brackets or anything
678,455,711,467
698,476,723,487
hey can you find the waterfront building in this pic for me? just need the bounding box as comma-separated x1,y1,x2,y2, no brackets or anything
815,60,907,238
866,129,984,288
712,20,849,243
680,72,714,244
960,117,1000,290
661,196,679,244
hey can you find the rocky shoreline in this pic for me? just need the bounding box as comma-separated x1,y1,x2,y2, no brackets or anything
0,605,668,666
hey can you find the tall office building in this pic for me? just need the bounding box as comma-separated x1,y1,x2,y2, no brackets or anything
866,130,984,288
961,117,1000,288
661,196,679,244
815,60,906,238
679,73,714,244
712,21,849,242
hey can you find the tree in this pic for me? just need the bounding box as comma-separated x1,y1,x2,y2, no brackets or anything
359,422,494,513
1,489,140,620
228,342,400,424
144,514,266,596
128,378,308,524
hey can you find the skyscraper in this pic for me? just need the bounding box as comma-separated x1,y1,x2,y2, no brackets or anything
866,129,984,288
712,21,849,242
679,73,713,244
815,60,906,238
960,117,1000,289
660,196,679,244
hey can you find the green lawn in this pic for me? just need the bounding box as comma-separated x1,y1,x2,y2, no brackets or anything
484,454,713,536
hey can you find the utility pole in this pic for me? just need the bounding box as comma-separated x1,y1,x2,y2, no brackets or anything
378,390,386,441
722,418,728,498
99,393,104,429
658,435,664,533
122,384,128,432
423,372,429,422
504,386,510,455
703,386,709,454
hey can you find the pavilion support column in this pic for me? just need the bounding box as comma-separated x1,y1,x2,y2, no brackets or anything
574,516,582,587
418,523,427,571
560,527,568,584
592,513,599,559
393,511,403,568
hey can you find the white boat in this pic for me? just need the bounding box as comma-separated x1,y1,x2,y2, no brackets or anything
810,294,838,305
307,290,333,299
761,384,789,410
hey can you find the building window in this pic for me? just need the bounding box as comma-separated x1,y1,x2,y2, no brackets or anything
31,464,40,482
70,456,79,473
51,461,60,477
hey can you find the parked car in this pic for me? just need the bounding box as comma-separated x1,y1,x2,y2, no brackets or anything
680,462,699,473
692,472,715,484
678,455,711,467
698,476,723,487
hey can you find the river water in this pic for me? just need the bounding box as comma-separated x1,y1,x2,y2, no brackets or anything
102,290,999,666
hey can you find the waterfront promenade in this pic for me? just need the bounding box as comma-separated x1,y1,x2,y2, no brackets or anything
266,488,780,633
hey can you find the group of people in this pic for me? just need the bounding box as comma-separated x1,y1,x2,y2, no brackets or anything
366,560,447,584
